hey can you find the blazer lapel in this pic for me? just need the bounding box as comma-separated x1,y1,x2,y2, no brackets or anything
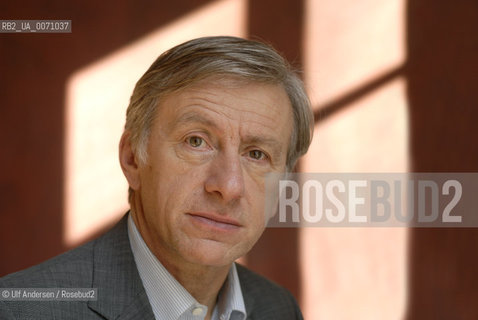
243,293,256,320
236,264,256,320
87,214,155,320
116,290,155,320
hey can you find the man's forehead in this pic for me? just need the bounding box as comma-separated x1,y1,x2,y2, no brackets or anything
173,108,281,137
162,78,290,115
164,82,290,126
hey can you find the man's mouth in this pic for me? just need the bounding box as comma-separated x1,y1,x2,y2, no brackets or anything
187,212,242,232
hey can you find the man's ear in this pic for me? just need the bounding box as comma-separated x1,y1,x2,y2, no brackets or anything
119,131,141,191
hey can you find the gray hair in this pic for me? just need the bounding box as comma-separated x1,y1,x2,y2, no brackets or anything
125,36,313,174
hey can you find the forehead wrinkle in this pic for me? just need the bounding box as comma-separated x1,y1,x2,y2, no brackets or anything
174,109,218,128
177,94,239,124
187,91,289,135
185,87,285,125
169,103,282,139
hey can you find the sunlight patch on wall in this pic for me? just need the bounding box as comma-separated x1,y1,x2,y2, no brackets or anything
301,78,408,320
64,0,246,246
304,0,406,109
302,0,408,318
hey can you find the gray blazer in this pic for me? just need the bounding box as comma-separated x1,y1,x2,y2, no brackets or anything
0,215,303,319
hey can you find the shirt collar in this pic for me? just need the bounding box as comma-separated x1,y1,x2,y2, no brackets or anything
127,213,246,320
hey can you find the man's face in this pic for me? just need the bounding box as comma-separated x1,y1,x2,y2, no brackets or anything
134,79,293,268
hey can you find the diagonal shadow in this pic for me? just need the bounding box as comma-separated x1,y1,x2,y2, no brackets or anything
314,64,406,123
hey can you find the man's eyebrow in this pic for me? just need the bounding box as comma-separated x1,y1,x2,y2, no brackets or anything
243,135,280,147
243,135,285,158
174,111,218,129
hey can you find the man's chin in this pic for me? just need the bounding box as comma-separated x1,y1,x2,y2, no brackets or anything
181,239,244,267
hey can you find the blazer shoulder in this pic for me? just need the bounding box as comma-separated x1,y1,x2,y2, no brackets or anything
0,214,130,289
236,263,303,320
0,240,98,319
0,215,147,320
0,238,95,288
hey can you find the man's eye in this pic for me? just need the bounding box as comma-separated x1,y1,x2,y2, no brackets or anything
187,136,204,148
249,150,266,160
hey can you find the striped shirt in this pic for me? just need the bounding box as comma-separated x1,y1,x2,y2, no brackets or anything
127,214,247,320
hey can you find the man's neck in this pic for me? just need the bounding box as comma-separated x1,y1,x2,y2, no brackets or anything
131,207,230,317
159,256,230,319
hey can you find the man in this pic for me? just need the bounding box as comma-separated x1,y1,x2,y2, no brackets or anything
0,36,313,319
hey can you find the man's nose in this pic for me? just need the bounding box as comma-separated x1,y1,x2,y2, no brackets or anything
204,151,245,203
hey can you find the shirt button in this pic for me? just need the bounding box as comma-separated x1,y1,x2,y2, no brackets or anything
192,307,203,316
